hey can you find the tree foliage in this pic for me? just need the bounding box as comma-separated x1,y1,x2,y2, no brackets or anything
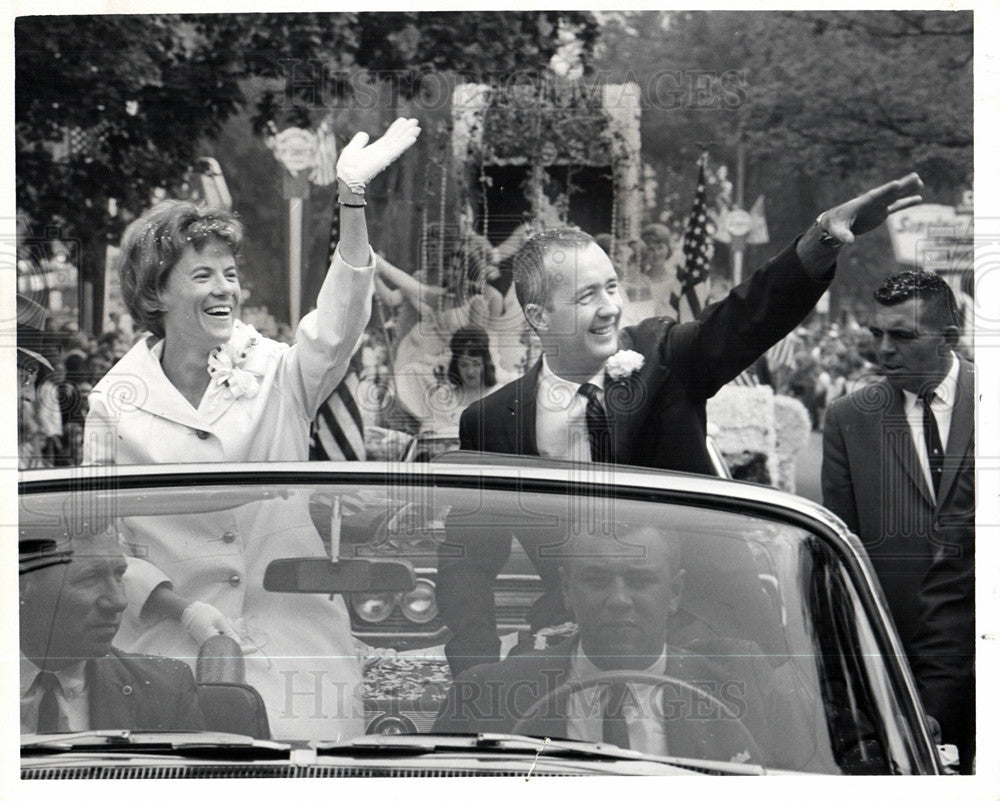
15,11,597,314
590,10,972,312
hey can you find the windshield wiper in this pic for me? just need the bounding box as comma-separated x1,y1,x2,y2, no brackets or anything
22,730,291,761
316,733,766,775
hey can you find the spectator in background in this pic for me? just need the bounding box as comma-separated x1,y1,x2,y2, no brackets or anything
422,326,498,438
638,223,676,318
17,295,56,469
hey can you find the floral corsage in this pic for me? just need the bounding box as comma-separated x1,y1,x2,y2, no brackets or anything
207,323,262,400
605,349,645,380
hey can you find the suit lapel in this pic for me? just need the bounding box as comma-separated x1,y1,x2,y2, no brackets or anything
86,652,136,729
936,358,974,509
508,361,541,456
883,384,936,508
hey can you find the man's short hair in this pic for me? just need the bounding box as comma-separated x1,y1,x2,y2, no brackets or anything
873,270,959,329
512,228,597,313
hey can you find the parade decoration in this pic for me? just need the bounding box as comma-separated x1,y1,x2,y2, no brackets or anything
265,117,339,328
451,80,642,281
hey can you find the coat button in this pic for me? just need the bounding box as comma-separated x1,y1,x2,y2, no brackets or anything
196,430,210,440
222,531,237,544
122,685,133,696
229,574,241,587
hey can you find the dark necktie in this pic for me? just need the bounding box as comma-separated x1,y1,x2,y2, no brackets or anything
602,683,631,749
921,390,944,497
578,383,613,463
35,671,62,734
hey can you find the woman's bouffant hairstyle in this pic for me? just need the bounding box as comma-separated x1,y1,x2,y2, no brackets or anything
446,326,496,389
117,200,244,338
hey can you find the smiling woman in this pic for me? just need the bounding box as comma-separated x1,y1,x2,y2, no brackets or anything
80,117,421,739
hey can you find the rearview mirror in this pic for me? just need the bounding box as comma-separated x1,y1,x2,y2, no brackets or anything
263,558,416,594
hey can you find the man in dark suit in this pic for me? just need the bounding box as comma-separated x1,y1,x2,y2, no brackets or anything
435,524,840,771
439,174,925,676
20,526,204,734
822,270,974,772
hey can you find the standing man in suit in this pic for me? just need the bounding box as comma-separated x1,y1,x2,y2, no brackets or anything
20,525,204,734
822,270,974,772
439,174,925,677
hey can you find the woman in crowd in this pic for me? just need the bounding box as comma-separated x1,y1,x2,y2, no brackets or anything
83,117,420,740
423,325,498,437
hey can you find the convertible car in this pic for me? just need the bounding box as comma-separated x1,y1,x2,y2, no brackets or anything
17,457,945,778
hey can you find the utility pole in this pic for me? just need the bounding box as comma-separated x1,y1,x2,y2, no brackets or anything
727,132,752,284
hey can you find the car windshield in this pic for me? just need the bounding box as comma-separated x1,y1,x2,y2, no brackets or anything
18,469,928,775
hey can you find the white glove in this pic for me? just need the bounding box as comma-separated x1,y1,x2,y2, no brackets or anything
180,601,242,647
336,117,421,194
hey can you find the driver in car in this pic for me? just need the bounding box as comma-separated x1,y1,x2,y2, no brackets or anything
434,524,813,768
20,526,204,735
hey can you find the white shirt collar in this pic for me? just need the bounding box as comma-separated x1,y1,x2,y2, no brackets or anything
21,654,88,698
571,640,668,679
539,355,606,402
901,352,959,411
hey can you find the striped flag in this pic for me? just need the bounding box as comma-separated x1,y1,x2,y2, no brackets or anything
310,210,367,461
670,155,713,323
310,368,367,461
731,369,761,388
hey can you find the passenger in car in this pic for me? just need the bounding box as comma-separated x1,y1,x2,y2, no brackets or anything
19,527,204,735
82,118,420,739
434,524,820,770
440,173,925,676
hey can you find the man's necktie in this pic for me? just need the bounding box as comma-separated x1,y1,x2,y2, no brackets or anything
921,390,944,498
35,671,62,734
578,383,613,463
602,683,631,749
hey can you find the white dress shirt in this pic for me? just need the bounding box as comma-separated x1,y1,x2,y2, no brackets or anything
565,643,669,754
901,353,959,501
535,356,606,462
20,656,89,734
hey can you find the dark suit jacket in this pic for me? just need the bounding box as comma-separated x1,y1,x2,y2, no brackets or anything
441,240,833,675
86,647,205,731
821,359,974,769
433,637,820,771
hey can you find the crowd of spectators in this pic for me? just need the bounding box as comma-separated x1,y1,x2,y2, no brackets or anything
18,316,135,468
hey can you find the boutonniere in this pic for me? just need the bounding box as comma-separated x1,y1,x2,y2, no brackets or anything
207,323,262,400
605,349,645,380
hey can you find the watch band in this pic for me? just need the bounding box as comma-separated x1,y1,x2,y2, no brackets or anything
815,214,844,250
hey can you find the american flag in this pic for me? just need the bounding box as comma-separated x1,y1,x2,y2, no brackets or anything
310,368,367,461
670,156,713,323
